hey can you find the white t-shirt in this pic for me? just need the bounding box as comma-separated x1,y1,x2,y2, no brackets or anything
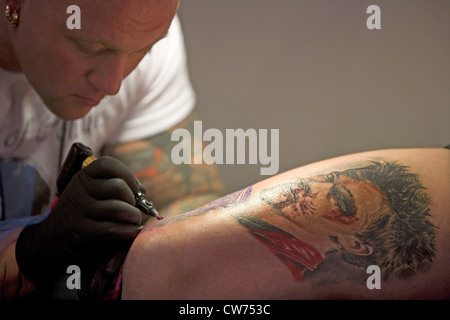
0,16,195,229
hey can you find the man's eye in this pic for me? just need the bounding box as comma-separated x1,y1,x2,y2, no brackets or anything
79,46,108,55
329,185,356,217
335,197,355,217
74,40,109,55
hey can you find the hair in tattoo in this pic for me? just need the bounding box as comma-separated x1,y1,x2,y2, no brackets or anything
331,161,436,278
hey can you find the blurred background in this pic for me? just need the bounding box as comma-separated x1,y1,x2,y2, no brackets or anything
177,0,450,193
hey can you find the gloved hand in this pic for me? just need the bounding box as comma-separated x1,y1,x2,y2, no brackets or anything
16,156,146,292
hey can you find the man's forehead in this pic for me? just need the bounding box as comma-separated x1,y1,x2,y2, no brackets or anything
38,0,179,24
62,0,176,51
80,0,178,13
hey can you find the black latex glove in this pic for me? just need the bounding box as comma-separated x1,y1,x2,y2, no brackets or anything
79,183,151,300
16,156,145,292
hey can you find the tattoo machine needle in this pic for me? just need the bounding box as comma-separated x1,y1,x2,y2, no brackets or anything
56,142,163,220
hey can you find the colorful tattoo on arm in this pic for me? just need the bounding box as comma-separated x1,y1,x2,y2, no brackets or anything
102,113,225,213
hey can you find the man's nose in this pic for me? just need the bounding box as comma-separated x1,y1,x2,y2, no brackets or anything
87,54,126,96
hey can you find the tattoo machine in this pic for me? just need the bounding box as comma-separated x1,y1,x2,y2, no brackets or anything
55,142,162,220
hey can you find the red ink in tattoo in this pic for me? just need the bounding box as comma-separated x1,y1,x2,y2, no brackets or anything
250,229,324,282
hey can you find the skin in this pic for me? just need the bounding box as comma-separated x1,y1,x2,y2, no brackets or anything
0,0,179,120
122,148,450,299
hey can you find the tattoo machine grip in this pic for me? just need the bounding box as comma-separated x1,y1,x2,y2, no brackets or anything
56,142,162,220
56,142,93,196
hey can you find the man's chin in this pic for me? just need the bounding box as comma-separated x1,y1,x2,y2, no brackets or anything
43,95,102,120
47,103,93,121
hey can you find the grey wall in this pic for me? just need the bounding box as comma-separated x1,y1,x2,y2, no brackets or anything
177,0,450,193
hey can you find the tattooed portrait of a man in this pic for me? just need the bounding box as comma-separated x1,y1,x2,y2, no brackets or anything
235,161,436,282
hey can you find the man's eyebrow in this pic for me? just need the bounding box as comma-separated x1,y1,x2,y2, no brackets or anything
77,31,169,53
139,32,169,52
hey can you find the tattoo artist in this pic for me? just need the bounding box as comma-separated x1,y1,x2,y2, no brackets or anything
0,0,224,300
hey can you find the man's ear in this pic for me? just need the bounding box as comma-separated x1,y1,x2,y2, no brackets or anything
337,236,373,256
